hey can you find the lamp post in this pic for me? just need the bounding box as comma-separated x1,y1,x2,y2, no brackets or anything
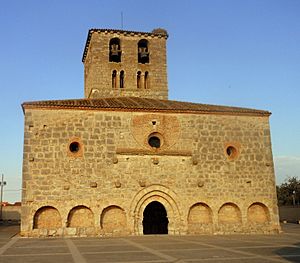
0,174,7,221
292,190,296,206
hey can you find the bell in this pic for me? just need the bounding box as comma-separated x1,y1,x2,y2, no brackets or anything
140,51,148,58
111,44,120,56
139,47,149,58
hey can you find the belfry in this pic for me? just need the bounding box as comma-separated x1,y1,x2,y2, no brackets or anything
83,28,168,99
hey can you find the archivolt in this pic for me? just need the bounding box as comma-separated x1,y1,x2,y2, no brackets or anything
130,184,181,235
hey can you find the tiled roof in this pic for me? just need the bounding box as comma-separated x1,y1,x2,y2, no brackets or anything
22,97,271,116
82,28,168,62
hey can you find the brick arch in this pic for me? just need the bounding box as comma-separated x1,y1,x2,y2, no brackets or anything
100,205,127,233
67,205,94,228
33,206,62,229
248,202,270,224
218,203,242,224
187,203,213,234
130,184,181,235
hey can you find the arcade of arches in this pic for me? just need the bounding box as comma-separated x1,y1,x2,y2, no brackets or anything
32,201,272,235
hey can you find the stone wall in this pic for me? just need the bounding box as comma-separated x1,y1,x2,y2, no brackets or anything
84,31,168,99
21,108,280,237
1,206,21,221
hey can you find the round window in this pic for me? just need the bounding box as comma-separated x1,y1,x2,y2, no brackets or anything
148,136,160,148
226,146,238,159
148,133,162,149
69,141,80,153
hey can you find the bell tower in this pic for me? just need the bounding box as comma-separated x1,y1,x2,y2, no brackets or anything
82,28,168,99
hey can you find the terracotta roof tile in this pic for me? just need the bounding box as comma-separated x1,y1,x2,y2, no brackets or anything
22,97,271,116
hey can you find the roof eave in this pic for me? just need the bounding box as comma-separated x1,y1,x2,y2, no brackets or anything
21,103,271,117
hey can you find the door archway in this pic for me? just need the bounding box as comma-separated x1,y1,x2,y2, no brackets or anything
143,201,168,234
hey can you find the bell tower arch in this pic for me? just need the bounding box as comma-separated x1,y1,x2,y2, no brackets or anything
82,28,168,99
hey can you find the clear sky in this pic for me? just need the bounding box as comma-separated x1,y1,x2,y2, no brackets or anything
0,0,299,202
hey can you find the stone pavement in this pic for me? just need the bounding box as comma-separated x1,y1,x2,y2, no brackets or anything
0,224,300,263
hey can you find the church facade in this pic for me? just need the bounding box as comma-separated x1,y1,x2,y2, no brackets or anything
21,28,280,237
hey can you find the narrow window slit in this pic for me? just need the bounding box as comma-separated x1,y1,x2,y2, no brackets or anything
137,71,141,89
112,70,117,89
144,71,149,89
120,70,125,89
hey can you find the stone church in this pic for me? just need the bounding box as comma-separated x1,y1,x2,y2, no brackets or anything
21,28,280,237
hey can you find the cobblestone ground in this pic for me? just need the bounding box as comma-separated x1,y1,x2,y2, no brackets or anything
0,224,300,263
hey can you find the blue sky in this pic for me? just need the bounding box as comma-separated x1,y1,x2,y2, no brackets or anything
0,0,299,202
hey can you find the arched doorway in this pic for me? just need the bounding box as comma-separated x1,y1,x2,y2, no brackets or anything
143,201,168,234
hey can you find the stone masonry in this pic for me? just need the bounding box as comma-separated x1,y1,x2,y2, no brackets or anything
21,28,280,237
83,29,168,99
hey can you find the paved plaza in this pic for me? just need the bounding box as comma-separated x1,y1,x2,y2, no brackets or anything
0,224,300,262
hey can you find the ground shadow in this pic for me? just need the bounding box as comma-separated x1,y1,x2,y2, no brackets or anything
276,242,300,262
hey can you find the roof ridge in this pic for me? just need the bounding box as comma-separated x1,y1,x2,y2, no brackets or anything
89,28,168,37
22,97,271,117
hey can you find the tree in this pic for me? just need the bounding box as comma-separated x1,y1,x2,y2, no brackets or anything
277,176,300,206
